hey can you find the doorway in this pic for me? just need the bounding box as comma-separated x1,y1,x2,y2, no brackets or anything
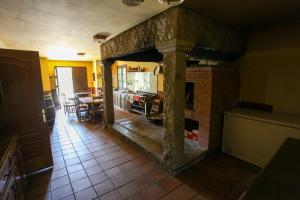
55,66,88,102
56,67,74,101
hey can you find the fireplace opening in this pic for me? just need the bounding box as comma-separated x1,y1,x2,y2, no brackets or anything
185,118,199,132
184,118,199,142
185,82,194,109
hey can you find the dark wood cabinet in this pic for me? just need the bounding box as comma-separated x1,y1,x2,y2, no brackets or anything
0,48,53,175
0,134,26,200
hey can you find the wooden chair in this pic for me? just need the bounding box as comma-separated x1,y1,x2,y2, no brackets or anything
63,101,69,115
146,99,163,121
97,88,103,97
63,100,77,116
75,98,89,121
91,96,103,121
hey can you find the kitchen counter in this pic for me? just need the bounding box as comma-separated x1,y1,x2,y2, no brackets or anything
225,108,300,129
242,138,300,200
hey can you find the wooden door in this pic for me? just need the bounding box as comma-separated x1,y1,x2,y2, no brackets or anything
72,67,88,93
51,68,61,108
0,49,53,174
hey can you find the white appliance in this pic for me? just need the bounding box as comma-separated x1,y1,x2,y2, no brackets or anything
222,108,300,167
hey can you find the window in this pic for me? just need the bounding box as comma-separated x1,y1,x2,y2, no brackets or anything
118,65,127,90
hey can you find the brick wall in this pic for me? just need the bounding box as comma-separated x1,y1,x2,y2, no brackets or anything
185,66,239,149
185,67,212,147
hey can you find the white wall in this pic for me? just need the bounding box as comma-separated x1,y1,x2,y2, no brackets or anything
238,20,300,116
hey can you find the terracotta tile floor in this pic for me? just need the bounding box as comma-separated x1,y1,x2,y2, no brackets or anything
26,111,260,200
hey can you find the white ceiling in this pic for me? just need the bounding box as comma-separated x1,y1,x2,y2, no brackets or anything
0,0,169,61
1,0,299,61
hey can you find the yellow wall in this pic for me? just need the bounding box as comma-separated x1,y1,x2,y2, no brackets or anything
111,61,163,92
39,59,95,91
39,57,51,91
95,61,103,88
238,20,300,115
0,40,6,48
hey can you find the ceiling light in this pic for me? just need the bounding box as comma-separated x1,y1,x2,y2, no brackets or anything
93,32,111,43
122,0,144,6
157,0,184,5
77,52,86,56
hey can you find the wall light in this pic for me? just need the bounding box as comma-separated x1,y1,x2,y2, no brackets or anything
122,0,144,6
121,0,184,6
93,32,111,44
157,0,184,5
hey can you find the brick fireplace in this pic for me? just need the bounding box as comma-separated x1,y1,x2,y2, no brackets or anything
185,66,239,150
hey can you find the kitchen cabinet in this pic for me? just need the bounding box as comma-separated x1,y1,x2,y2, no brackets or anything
0,48,53,174
0,134,26,200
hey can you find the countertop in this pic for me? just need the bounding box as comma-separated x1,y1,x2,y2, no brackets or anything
242,138,300,200
224,108,300,129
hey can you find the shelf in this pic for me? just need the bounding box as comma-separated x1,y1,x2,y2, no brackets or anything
127,70,144,72
131,104,145,109
132,109,145,115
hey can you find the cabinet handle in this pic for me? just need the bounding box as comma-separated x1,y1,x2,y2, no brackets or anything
0,80,4,103
5,169,12,177
2,172,10,181
2,175,8,181
11,183,16,192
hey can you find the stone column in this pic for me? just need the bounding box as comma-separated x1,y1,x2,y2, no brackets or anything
156,39,194,170
101,59,115,127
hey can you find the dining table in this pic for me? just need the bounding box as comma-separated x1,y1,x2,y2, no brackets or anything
78,96,103,105
75,91,92,97
78,95,103,120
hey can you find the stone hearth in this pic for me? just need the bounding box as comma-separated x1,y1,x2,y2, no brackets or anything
100,5,243,172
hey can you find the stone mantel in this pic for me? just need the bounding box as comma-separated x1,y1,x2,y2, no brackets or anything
156,39,195,54
100,6,245,61
100,7,179,60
